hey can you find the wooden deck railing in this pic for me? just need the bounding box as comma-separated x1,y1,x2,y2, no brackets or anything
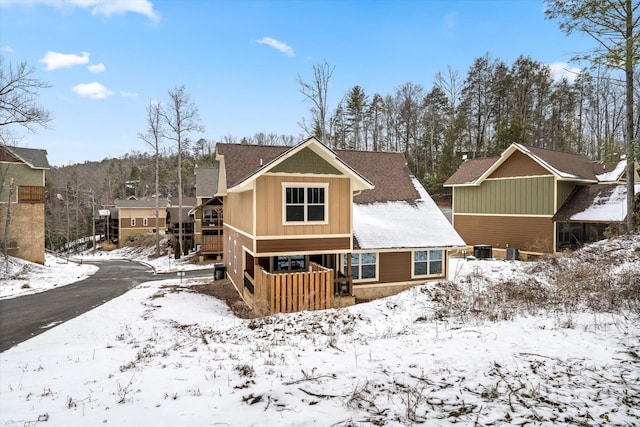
18,186,44,203
253,262,333,313
201,234,223,253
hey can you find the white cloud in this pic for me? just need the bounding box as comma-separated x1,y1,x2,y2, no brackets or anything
40,51,89,70
255,36,294,57
72,81,114,99
444,12,457,30
1,45,14,53
1,0,160,21
120,90,138,98
548,62,581,83
88,63,105,72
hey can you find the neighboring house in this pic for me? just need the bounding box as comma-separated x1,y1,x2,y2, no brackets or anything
191,166,224,260
553,162,640,249
114,196,166,246
0,145,50,264
166,196,196,256
215,137,465,313
444,143,639,255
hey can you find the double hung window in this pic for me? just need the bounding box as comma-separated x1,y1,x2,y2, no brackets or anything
344,252,377,281
413,250,443,277
283,184,327,224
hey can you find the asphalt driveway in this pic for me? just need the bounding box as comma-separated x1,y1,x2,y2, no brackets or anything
0,260,213,352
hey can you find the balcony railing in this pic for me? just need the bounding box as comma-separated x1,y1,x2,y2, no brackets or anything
201,234,224,254
18,186,45,203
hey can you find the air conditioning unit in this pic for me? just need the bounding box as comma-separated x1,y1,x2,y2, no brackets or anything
506,247,520,260
473,245,492,259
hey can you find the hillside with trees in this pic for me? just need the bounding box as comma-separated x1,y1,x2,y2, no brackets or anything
40,49,639,251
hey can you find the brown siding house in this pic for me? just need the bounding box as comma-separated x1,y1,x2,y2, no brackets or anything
0,145,50,264
445,143,638,254
216,137,465,312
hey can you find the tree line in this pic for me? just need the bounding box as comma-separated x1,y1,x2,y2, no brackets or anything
3,0,639,254
299,55,639,193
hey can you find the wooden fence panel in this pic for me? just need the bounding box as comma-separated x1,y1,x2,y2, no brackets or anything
250,266,334,313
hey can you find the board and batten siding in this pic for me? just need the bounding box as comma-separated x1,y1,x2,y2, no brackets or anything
255,174,352,237
453,176,555,215
556,180,576,208
488,149,549,178
224,190,254,235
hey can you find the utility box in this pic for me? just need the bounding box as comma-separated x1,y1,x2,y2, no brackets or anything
506,247,520,260
473,245,492,259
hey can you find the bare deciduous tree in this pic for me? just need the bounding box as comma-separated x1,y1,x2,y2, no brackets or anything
298,61,335,146
160,85,204,258
1,56,51,270
138,100,164,257
546,0,639,231
0,56,52,144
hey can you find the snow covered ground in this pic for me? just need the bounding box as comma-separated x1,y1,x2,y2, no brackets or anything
1,236,639,426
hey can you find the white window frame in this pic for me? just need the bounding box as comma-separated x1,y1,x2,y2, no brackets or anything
131,218,136,227
143,218,148,227
282,183,329,225
344,251,378,282
412,249,444,278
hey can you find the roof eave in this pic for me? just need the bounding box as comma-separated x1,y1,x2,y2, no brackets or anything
226,137,375,193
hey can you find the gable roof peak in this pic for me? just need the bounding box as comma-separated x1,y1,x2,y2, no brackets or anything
2,145,50,169
216,137,374,193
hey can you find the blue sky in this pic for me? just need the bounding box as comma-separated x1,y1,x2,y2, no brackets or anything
1,0,593,166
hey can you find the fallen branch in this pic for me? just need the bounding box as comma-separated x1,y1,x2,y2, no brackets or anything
283,373,336,386
298,387,344,399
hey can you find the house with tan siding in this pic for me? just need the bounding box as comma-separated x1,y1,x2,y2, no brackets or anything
216,137,465,312
191,166,223,260
0,145,50,264
114,197,166,246
444,143,639,255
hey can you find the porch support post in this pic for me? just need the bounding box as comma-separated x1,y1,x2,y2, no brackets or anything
346,252,352,295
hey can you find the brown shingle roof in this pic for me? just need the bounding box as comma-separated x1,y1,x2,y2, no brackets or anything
216,143,420,203
445,144,604,186
166,206,194,224
216,144,289,188
3,145,50,169
522,145,600,180
168,196,196,207
337,150,419,203
444,157,498,186
115,197,164,208
195,167,219,198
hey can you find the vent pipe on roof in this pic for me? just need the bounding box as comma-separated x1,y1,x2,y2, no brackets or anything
260,158,263,166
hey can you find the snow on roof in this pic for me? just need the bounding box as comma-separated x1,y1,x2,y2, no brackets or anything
353,177,466,249
568,184,640,222
596,159,626,182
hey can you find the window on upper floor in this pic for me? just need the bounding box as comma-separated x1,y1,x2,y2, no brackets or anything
283,184,328,224
131,218,136,227
204,208,223,227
